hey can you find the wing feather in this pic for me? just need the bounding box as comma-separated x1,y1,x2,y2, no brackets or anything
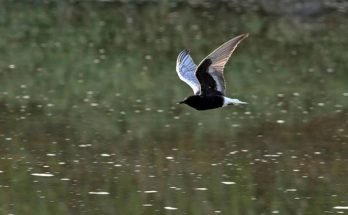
176,50,200,94
199,33,249,94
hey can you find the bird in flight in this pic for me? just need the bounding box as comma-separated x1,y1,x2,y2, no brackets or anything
176,33,249,110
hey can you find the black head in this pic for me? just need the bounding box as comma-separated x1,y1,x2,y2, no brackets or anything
178,95,224,110
178,96,201,108
178,96,194,104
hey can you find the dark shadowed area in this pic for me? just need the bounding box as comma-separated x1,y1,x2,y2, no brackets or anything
0,1,347,214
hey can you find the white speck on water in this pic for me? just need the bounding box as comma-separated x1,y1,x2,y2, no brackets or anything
8,64,16,69
221,181,236,185
293,169,300,172
145,55,152,60
0,170,3,173
264,154,280,157
114,164,122,167
31,173,54,177
194,187,208,191
157,109,164,113
60,178,70,181
272,210,280,214
5,137,12,141
326,68,334,73
280,109,287,113
165,156,174,160
22,95,30,99
284,189,297,192
276,120,285,124
143,204,153,207
46,153,56,157
293,92,300,96
90,103,99,107
88,191,110,195
101,154,111,157
343,92,348,96
144,190,158,193
317,102,325,106
78,144,92,147
164,206,178,210
169,186,182,191
333,206,348,210
47,103,54,107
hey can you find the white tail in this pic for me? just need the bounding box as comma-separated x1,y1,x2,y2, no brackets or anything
223,97,247,107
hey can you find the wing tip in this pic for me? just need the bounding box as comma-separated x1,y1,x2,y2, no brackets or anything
181,49,189,56
235,33,249,41
241,32,249,37
177,49,190,63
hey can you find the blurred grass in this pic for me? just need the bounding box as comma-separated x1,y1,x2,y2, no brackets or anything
0,2,347,143
0,2,347,214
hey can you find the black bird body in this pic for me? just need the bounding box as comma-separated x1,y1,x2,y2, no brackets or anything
180,95,224,110
176,34,249,110
182,59,225,110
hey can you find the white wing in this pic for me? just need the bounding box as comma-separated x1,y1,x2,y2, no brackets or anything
199,33,249,94
176,49,200,94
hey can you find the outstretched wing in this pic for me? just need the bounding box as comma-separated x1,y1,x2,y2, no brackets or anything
198,33,249,94
195,59,218,96
176,50,200,95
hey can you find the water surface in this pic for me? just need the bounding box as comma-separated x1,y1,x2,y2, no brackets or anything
0,2,347,214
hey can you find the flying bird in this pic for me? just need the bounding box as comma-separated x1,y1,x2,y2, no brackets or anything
176,33,249,110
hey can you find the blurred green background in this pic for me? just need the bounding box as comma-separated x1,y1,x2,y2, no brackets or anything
0,1,347,214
